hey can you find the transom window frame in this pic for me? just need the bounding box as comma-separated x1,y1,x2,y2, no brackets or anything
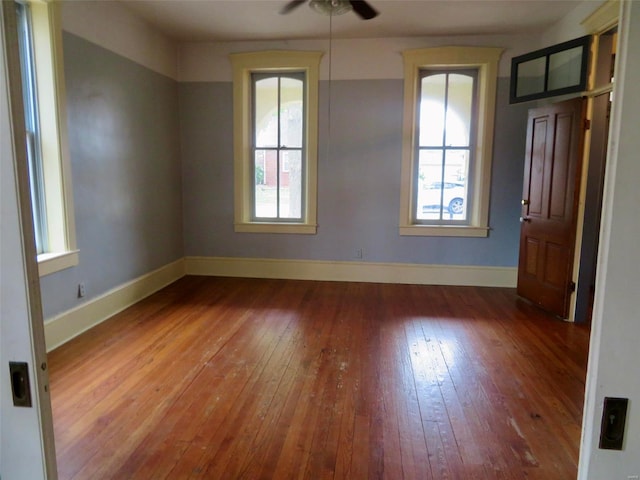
399,46,503,237
230,50,322,234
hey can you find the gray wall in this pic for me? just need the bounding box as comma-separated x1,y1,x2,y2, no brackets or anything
39,32,183,318
41,33,531,320
180,77,529,266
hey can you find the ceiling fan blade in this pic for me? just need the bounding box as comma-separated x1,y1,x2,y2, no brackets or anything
349,0,378,20
280,0,307,15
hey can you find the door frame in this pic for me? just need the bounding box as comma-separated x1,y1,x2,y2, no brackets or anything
1,2,58,478
568,4,619,323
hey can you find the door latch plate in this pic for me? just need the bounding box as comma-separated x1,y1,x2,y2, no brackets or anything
9,362,32,407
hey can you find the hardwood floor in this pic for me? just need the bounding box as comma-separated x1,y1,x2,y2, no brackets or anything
48,276,590,479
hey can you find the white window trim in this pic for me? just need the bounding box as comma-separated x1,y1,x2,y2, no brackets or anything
399,46,503,237
230,50,322,234
28,0,78,274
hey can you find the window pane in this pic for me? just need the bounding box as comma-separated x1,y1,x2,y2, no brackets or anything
416,149,469,221
280,150,302,219
446,74,473,147
254,150,277,218
548,46,584,90
443,150,469,220
516,57,546,97
279,77,303,149
419,74,446,147
416,149,444,220
254,77,279,148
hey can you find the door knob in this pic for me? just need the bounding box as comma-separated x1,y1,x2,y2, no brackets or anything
521,199,529,206
520,216,531,223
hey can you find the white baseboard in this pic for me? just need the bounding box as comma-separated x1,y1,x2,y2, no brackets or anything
185,256,517,288
44,256,517,351
44,258,186,351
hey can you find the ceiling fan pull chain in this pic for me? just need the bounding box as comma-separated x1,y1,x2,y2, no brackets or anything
326,9,333,163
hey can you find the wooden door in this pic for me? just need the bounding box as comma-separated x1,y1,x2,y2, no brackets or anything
517,98,586,318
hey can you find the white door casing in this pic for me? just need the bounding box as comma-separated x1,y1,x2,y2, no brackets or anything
1,2,58,479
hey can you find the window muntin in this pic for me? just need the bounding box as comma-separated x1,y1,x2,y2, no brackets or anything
252,73,305,221
415,70,477,224
16,1,48,253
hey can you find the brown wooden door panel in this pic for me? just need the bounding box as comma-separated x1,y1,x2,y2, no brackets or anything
524,238,539,275
550,113,575,219
544,242,569,287
527,117,548,217
517,98,586,318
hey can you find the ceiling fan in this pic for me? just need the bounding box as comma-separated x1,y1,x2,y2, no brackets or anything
280,0,379,20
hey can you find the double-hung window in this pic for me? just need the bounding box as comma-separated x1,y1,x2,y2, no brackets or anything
400,47,502,237
231,51,322,234
16,1,47,252
252,72,305,221
416,69,477,224
13,0,77,274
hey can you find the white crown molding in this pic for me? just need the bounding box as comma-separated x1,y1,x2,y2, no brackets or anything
582,0,619,34
61,1,178,80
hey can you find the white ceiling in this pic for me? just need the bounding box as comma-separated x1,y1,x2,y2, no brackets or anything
119,0,584,42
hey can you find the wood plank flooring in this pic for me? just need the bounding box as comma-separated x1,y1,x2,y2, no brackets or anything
48,276,590,479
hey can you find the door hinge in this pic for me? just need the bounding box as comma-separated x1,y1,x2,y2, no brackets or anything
569,281,576,293
584,119,591,130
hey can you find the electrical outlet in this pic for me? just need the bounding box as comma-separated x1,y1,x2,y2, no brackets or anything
355,248,363,259
78,282,86,298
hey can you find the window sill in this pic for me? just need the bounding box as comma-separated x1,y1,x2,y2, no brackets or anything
38,250,79,276
234,223,317,235
399,225,489,237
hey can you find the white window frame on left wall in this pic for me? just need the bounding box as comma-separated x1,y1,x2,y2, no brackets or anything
15,0,78,275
